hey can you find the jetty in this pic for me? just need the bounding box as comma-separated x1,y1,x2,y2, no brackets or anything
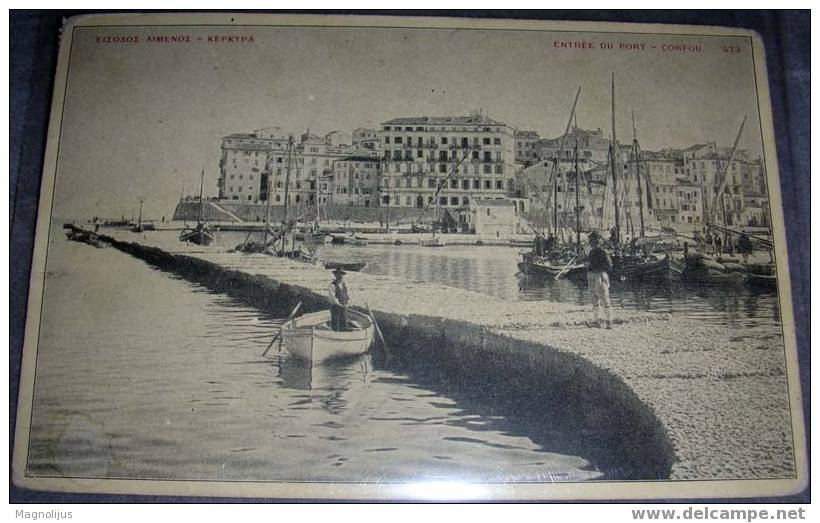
67,224,795,483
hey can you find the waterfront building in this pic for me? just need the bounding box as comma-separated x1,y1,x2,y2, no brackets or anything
324,130,353,148
377,113,517,212
680,144,761,227
466,198,519,237
218,127,369,212
514,130,540,166
536,127,629,166
218,127,289,202
330,156,381,207
352,128,380,150
215,123,768,235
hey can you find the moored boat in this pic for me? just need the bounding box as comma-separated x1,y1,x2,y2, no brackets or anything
179,223,215,246
331,234,368,246
610,253,683,284
323,261,367,272
282,309,375,364
420,237,446,247
518,253,586,280
179,167,215,246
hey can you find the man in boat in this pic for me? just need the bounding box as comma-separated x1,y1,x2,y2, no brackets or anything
586,231,613,329
329,267,350,331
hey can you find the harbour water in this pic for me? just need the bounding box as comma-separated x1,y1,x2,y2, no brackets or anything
28,235,604,483
26,227,783,483
206,229,781,331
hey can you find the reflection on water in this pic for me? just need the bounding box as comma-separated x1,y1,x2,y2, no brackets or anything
339,242,779,331
28,236,604,482
130,229,781,331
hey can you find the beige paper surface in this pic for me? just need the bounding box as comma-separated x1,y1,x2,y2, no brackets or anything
12,13,806,500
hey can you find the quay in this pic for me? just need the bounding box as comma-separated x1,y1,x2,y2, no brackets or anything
74,226,794,482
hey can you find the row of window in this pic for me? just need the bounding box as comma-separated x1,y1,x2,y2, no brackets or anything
334,187,374,195
383,125,502,133
383,149,502,162
382,177,508,191
385,135,503,146
383,162,505,175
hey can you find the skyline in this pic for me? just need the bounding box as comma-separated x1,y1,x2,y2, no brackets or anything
52,23,766,219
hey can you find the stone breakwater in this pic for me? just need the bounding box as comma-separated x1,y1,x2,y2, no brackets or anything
94,227,794,481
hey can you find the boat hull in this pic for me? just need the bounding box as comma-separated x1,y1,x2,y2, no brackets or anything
179,227,215,246
420,238,446,247
282,310,374,364
331,235,368,246
518,258,586,280
323,261,367,272
611,255,683,284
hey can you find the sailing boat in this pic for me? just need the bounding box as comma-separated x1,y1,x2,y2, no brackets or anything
518,87,587,279
602,76,682,284
518,137,587,281
179,167,215,245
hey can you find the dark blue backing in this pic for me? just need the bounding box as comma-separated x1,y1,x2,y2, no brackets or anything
9,10,810,504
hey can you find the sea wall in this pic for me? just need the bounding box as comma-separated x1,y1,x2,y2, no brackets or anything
173,200,431,225
96,229,675,480
71,225,795,482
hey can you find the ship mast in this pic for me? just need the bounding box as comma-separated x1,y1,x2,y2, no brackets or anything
545,86,581,236
573,139,581,251
196,166,205,225
707,116,747,225
262,150,274,246
631,110,645,238
609,73,622,247
281,135,295,253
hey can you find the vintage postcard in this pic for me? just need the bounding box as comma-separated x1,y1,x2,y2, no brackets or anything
12,13,807,500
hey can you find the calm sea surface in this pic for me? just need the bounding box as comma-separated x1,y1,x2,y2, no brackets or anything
208,229,781,331
27,227,781,482
28,234,602,483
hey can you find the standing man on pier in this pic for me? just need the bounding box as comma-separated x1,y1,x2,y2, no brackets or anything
329,268,350,331
587,231,613,329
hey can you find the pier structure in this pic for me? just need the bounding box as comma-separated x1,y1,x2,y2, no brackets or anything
79,226,794,482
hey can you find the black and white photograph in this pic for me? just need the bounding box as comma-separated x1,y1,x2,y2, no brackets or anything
11,13,808,501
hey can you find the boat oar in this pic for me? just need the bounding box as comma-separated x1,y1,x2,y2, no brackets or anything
262,301,302,358
365,303,388,355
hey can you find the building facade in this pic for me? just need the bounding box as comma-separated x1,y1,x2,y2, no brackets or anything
216,123,769,235
514,130,540,166
377,114,517,211
330,156,381,207
218,127,376,209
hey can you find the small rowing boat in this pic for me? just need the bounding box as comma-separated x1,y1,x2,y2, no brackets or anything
323,261,367,272
282,309,375,364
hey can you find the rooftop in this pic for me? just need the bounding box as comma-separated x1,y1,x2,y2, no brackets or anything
382,115,507,127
